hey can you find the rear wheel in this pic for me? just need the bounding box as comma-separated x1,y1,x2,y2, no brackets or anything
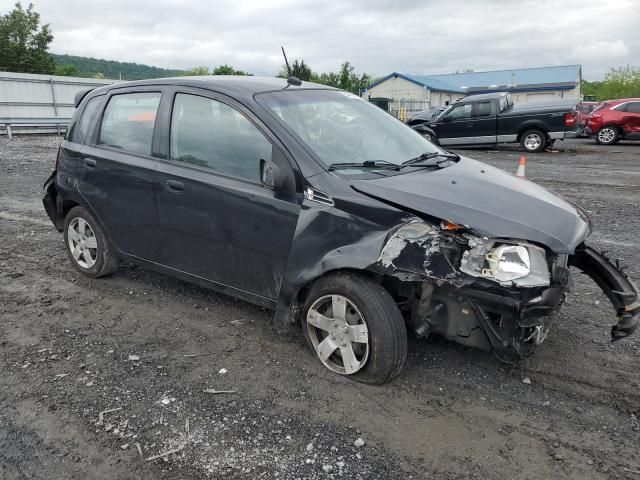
421,131,439,144
596,126,619,145
63,206,119,278
302,273,407,385
520,129,547,153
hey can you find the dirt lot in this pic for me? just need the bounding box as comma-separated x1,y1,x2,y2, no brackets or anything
1,135,639,480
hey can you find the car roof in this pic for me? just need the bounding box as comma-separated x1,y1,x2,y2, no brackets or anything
87,75,336,102
605,98,640,104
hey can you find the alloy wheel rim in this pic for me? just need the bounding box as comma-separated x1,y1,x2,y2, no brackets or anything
599,128,615,143
524,133,541,150
306,294,369,375
67,217,98,268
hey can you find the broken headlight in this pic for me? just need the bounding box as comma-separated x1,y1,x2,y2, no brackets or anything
460,238,550,287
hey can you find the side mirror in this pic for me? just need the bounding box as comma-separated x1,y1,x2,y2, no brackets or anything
260,158,285,190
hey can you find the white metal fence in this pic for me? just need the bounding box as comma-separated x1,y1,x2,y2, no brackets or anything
388,99,430,121
0,71,115,136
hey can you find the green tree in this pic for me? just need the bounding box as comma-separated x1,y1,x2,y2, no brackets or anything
582,65,640,100
53,63,79,76
278,59,313,81
212,64,250,75
0,2,54,74
181,64,251,76
182,66,211,76
309,62,375,95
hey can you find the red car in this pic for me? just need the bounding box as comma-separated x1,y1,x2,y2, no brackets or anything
587,98,640,145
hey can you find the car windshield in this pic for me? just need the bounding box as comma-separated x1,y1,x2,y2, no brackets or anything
256,89,442,168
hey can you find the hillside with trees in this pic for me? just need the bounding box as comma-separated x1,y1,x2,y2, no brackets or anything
50,53,183,79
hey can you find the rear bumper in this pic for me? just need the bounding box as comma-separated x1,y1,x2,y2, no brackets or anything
569,245,639,340
42,172,64,231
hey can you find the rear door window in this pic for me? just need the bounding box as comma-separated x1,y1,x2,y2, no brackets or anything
99,92,161,155
169,93,272,182
474,102,492,117
626,102,640,113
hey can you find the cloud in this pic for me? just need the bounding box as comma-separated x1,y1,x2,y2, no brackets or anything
33,0,640,79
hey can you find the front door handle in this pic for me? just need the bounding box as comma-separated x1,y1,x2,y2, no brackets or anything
84,158,96,168
165,179,184,193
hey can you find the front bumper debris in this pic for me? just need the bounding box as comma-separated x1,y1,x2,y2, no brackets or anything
569,245,640,340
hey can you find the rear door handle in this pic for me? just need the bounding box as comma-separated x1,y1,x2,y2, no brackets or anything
165,179,184,193
84,158,96,168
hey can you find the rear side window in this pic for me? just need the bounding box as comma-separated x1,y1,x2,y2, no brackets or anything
170,93,272,182
68,95,102,143
99,92,161,155
75,96,102,143
475,102,492,117
627,102,640,113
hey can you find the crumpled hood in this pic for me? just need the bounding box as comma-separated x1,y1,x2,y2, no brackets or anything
350,156,590,253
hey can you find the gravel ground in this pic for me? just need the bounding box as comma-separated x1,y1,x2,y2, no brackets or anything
1,135,639,480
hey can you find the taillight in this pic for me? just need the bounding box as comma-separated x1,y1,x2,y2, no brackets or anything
564,113,575,127
54,145,61,170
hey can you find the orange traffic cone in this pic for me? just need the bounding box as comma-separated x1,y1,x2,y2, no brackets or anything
516,156,526,178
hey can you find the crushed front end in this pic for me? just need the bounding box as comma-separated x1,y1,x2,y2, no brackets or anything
373,220,639,362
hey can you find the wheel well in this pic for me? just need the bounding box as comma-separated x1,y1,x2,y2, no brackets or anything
293,268,418,317
517,126,547,141
60,199,80,220
600,124,622,134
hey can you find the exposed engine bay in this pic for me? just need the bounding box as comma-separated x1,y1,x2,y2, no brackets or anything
373,219,640,362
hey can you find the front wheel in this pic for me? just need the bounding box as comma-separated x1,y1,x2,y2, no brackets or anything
302,273,407,385
596,126,619,145
520,129,547,153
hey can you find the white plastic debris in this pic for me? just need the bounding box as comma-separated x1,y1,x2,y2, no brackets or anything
203,389,236,395
354,437,365,447
306,443,314,452
522,377,532,385
219,368,228,374
128,354,140,361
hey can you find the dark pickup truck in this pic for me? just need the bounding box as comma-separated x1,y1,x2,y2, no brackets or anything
408,92,579,153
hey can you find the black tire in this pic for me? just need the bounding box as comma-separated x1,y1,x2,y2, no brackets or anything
421,131,439,144
595,126,619,145
520,129,547,153
63,206,119,278
302,272,407,385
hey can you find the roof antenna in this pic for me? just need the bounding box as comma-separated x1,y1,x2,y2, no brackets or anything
281,46,302,87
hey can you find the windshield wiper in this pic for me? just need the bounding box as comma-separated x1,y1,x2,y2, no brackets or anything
401,151,459,167
329,160,401,171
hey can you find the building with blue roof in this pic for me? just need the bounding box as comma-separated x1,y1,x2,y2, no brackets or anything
363,65,582,113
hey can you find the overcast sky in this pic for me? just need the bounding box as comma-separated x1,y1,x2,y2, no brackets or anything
35,0,639,80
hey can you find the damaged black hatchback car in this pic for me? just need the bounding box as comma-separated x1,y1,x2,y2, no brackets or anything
43,77,639,384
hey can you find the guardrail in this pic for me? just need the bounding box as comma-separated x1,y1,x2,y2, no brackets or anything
0,117,71,139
